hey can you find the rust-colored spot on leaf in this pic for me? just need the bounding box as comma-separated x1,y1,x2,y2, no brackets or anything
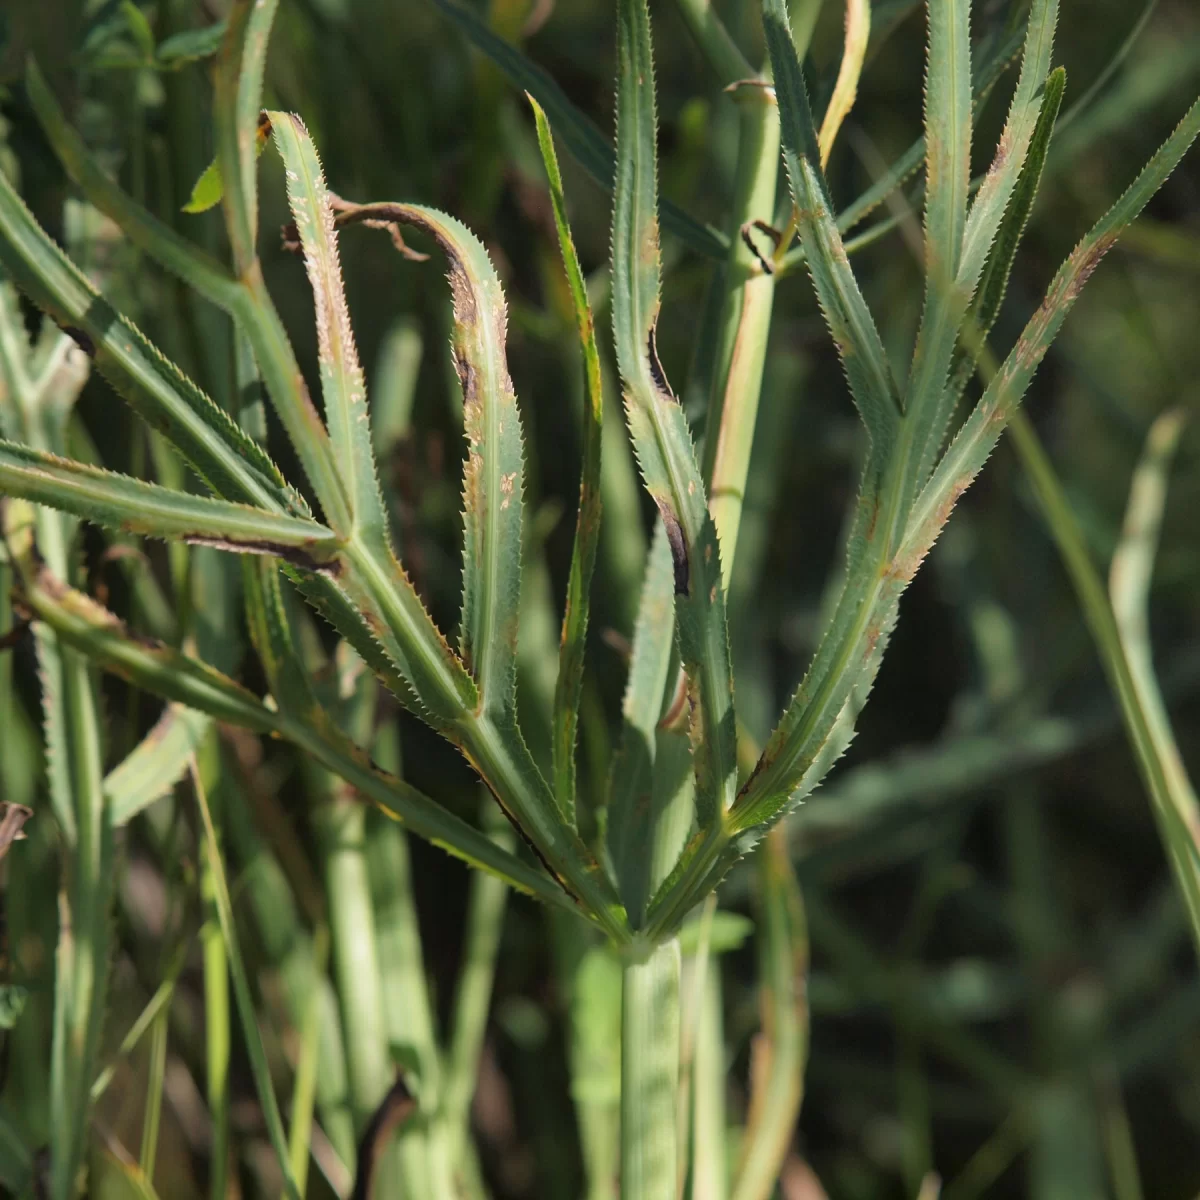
1067,232,1119,301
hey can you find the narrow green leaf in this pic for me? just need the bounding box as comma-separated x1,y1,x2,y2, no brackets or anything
921,0,972,285
730,829,809,1200
818,0,871,166
531,96,604,825
950,65,1066,398
425,207,526,718
221,781,356,1171
288,923,328,1196
0,440,340,561
763,0,902,445
121,1,156,61
266,112,387,541
612,0,738,841
189,760,303,1200
1008,408,1200,963
905,0,1059,495
444,803,513,1139
428,0,728,259
138,1005,169,1178
959,0,1060,289
971,67,1066,339
607,525,677,926
1109,410,1200,947
155,20,227,69
213,0,276,274
104,704,212,826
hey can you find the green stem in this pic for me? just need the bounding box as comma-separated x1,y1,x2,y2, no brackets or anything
621,939,682,1200
201,818,230,1200
671,0,754,85
702,89,781,575
444,803,513,1138
314,793,393,1133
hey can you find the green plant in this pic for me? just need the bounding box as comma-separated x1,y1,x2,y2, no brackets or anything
0,0,1197,1196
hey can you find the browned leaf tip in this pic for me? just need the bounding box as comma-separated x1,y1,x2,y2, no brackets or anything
0,803,33,862
327,195,430,262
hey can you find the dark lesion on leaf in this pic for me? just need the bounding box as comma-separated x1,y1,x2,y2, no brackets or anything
657,503,689,596
180,535,343,577
58,325,96,358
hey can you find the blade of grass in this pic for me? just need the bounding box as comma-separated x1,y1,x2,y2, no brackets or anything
213,0,274,275
1004,407,1200,954
906,0,1060,491
364,802,448,1193
266,112,387,539
951,65,1067,397
818,0,871,166
730,828,808,1200
0,440,339,558
895,0,974,498
1109,410,1198,836
137,1004,169,1181
531,96,604,827
288,923,330,1197
612,0,737,846
700,83,781,575
428,0,728,259
188,756,303,1200
606,525,677,927
221,772,356,1169
197,736,231,1200
444,801,513,1146
104,705,212,826
670,0,753,86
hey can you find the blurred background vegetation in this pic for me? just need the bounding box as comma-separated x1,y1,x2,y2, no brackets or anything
1,0,1199,1196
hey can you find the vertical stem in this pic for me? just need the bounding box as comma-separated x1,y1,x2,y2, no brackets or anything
444,802,513,1140
199,740,230,1200
691,963,728,1200
621,938,682,1200
702,93,781,577
315,794,392,1131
